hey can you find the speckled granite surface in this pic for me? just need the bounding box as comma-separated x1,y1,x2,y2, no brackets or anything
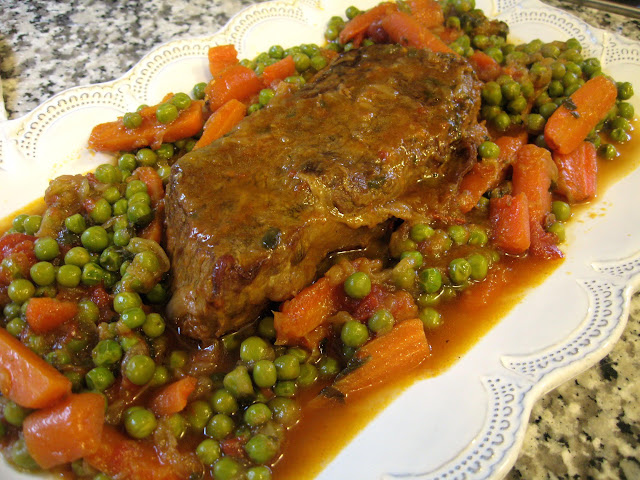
1,1,639,478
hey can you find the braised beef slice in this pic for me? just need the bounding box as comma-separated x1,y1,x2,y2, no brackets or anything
165,44,484,341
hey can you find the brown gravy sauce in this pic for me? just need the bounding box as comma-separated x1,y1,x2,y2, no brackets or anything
0,123,638,479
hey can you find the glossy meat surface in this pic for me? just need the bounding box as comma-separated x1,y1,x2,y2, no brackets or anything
165,44,483,341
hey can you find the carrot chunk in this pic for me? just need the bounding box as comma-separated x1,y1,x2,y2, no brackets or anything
205,64,264,112
324,319,430,399
193,99,246,150
407,0,445,28
150,376,197,416
458,133,527,212
134,166,165,206
380,11,454,53
553,141,597,203
512,144,563,259
86,426,188,480
23,393,105,469
208,44,239,77
88,100,205,152
468,50,501,81
0,327,71,409
261,55,296,88
274,277,342,345
544,75,617,154
25,297,78,334
490,193,531,255
339,3,398,45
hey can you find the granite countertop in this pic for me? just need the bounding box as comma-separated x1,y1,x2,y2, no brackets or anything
1,1,639,478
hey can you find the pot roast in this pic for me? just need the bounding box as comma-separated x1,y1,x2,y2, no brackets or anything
165,44,484,341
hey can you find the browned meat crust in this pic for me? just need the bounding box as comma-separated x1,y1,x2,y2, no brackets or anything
165,44,484,341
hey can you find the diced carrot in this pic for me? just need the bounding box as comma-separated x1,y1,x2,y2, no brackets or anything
25,297,78,334
193,99,246,150
468,50,501,82
489,193,531,255
339,3,398,45
544,75,618,154
458,133,527,213
553,141,597,203
407,0,445,28
0,327,71,408
205,65,264,112
86,426,188,480
261,55,296,89
23,393,105,469
380,11,454,54
274,277,342,345
208,44,239,77
140,202,164,244
88,100,205,152
134,166,165,206
512,144,563,259
150,376,197,416
324,319,429,398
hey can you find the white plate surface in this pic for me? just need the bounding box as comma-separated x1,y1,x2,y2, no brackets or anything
1,0,639,479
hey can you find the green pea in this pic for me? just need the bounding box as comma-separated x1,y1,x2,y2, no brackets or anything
419,268,442,294
274,380,297,397
85,366,115,391
117,153,136,172
610,127,629,143
33,237,59,261
410,224,434,242
317,356,340,377
448,225,469,245
92,339,123,367
419,307,443,329
171,92,191,110
481,82,502,106
168,349,189,369
81,226,109,253
598,143,618,160
112,229,130,247
548,222,566,243
213,457,242,480
101,186,121,204
8,279,35,304
245,433,279,464
206,413,235,440
446,16,460,28
548,79,564,98
252,360,278,388
292,52,311,72
112,292,141,313
482,105,501,121
124,354,156,385
274,354,300,380
9,438,39,471
95,163,122,184
128,191,151,206
192,82,207,100
145,283,167,304
400,250,423,268
135,148,158,167
210,388,239,415
45,348,71,366
55,264,80,288
111,199,128,217
4,301,21,319
29,261,55,286
507,96,527,114
500,81,520,101
478,141,500,159
550,200,571,221
81,263,105,286
268,45,284,59
119,307,145,329
23,215,42,235
493,112,511,131
187,400,213,430
124,406,157,439
340,321,369,348
367,309,395,335
310,54,328,71
196,439,221,465
97,247,121,272
527,113,546,134
156,103,179,124
141,313,165,337
448,258,472,284
239,336,273,365
617,102,634,120
468,226,488,246
539,101,558,119
343,272,371,299
297,363,319,388
248,103,262,115
148,365,169,387
484,46,503,64
247,466,272,480
324,25,339,41
617,81,634,100
467,253,489,280
4,401,30,427
6,317,25,336
258,88,275,106
611,116,631,132
28,334,47,355
127,203,153,226
75,299,99,324
12,214,28,232
284,75,306,86
244,403,272,427
287,347,309,364
392,265,416,290
163,413,187,439
223,365,254,398
121,111,143,129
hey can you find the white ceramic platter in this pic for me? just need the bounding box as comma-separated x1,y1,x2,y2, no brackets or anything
1,0,639,479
